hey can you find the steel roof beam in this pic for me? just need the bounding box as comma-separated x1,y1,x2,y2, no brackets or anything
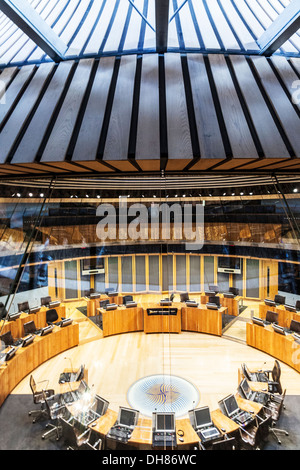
0,0,68,62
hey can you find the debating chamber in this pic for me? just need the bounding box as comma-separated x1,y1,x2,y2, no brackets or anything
0,0,300,454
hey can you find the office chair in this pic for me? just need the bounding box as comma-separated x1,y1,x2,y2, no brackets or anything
59,416,90,450
229,287,239,296
296,300,300,312
80,429,103,450
46,308,60,325
265,389,288,444
18,301,29,312
238,420,261,450
123,295,133,305
180,293,189,303
268,360,283,395
28,375,55,423
41,296,52,307
41,392,66,441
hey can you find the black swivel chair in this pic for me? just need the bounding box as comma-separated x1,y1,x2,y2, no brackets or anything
41,296,52,307
206,296,220,310
46,308,60,325
268,360,283,395
180,293,189,303
123,295,133,305
241,363,269,383
296,300,300,312
18,301,29,312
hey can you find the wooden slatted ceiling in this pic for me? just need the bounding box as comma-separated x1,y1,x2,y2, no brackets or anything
1,0,300,68
0,52,300,177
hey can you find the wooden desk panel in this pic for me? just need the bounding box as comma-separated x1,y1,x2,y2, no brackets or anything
201,294,240,316
100,306,144,337
143,304,181,334
246,322,300,372
0,323,79,408
181,305,224,336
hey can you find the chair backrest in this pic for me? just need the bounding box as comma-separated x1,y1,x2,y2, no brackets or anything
180,293,189,302
29,375,36,394
209,284,219,293
296,300,300,311
123,295,133,304
46,308,59,323
60,417,79,448
272,360,282,394
209,296,220,306
41,296,52,306
76,364,85,382
18,301,29,312
0,330,14,346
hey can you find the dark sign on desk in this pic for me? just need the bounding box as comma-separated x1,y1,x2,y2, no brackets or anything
147,308,178,316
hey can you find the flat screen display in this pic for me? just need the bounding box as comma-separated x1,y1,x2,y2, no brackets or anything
156,413,175,432
119,408,137,427
194,407,211,428
223,395,239,417
218,257,241,270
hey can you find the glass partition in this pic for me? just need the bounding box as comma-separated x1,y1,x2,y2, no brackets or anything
0,174,299,345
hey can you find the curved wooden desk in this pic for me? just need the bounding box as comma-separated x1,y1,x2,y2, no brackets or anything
88,395,262,450
201,293,241,316
0,305,66,339
99,302,227,337
0,323,79,408
246,321,300,373
258,302,300,329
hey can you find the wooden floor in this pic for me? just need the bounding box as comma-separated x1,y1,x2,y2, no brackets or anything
11,296,300,418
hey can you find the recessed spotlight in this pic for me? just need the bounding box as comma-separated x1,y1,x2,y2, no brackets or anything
293,188,298,193
240,192,244,196
40,193,44,198
29,193,33,197
17,193,21,197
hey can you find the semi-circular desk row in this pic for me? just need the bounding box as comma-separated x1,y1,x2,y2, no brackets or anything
258,302,300,329
0,322,79,408
246,321,300,374
85,388,262,450
98,302,228,338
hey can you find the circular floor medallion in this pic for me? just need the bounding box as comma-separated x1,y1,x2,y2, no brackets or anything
127,374,200,417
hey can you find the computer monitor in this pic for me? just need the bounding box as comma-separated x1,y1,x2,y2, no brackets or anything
5,346,16,361
94,395,109,417
8,312,21,321
59,318,73,328
264,299,276,307
0,331,14,346
23,320,36,336
155,412,176,433
229,287,239,296
194,406,212,429
285,304,296,313
240,378,251,400
274,295,285,305
223,394,239,418
266,310,278,324
21,335,34,347
209,296,220,306
272,324,285,335
290,319,300,334
118,407,139,428
252,316,265,327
